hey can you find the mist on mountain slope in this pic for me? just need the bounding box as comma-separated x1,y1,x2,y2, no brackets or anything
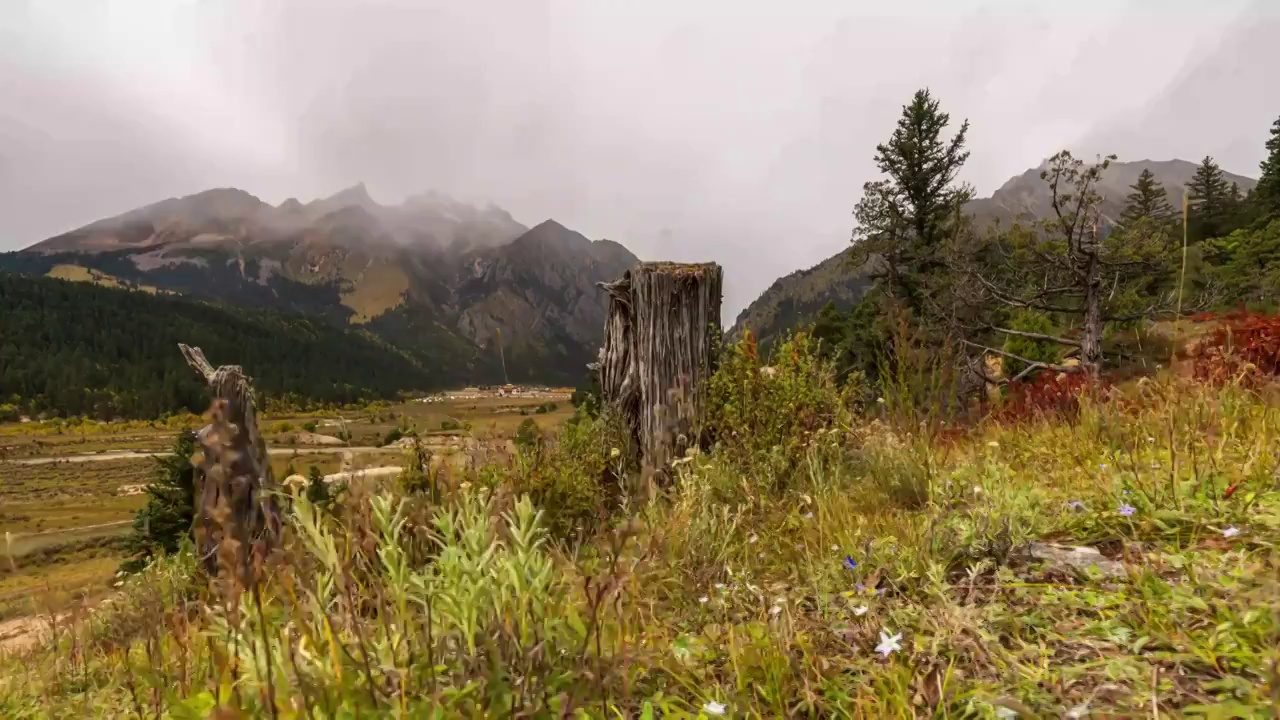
2,0,1277,322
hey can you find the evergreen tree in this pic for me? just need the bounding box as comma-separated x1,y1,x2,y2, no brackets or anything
1119,168,1175,225
1255,115,1280,215
1187,155,1233,240
120,430,196,573
852,89,973,318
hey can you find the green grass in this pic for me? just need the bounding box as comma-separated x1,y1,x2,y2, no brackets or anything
3,362,1276,717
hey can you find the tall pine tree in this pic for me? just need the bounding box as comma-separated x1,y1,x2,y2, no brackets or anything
1119,168,1176,225
851,88,972,319
1256,115,1280,216
1187,155,1233,240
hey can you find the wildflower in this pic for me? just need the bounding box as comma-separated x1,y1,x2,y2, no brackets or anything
853,605,869,616
1064,703,1090,719
699,596,709,604
1099,463,1108,471
1224,485,1238,499
876,397,885,404
748,533,758,544
609,447,621,458
995,708,1019,719
1222,526,1240,538
1065,501,1084,511
804,512,813,520
714,583,726,590
1118,503,1136,517
769,605,782,617
703,700,727,716
843,556,857,571
855,582,867,593
973,486,983,495
987,441,999,448
1146,436,1155,443
875,630,903,657
830,544,839,552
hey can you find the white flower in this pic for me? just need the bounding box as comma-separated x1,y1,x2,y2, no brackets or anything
830,544,839,551
803,512,813,520
769,605,782,617
1099,463,1108,470
1222,526,1240,538
747,533,758,544
1064,703,1091,719
714,583,726,590
1146,436,1156,443
853,605,869,616
875,630,903,657
987,441,999,448
699,596,709,604
703,700,726,715
972,486,983,495
876,397,886,404
995,707,1019,719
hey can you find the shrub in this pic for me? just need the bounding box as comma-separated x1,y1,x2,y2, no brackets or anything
383,427,405,446
302,464,343,511
301,420,318,433
270,420,295,434
510,417,618,541
441,418,463,431
398,439,436,499
515,418,542,452
1189,310,1280,385
706,331,853,490
997,371,1108,423
1000,309,1062,376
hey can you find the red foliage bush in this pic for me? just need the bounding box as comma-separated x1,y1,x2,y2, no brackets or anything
1188,311,1280,386
997,371,1109,424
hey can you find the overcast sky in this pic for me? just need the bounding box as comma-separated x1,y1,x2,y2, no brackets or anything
2,0,1277,319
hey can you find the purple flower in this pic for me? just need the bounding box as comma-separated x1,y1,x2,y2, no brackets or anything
855,583,866,592
1065,501,1084,511
1118,503,1136,517
843,556,858,571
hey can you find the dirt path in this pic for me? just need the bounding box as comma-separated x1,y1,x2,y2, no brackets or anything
5,446,389,466
15,519,131,538
323,466,403,483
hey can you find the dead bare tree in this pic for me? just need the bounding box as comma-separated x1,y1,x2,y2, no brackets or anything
956,151,1189,378
179,344,281,579
598,262,722,477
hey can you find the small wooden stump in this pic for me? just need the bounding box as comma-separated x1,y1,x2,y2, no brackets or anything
598,262,723,475
179,344,281,580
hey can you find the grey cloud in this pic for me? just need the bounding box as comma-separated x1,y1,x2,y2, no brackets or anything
2,0,1277,321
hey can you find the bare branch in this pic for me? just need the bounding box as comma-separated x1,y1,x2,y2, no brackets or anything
960,339,1080,374
985,326,1082,347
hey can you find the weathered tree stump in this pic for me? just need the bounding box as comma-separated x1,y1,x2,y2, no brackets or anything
598,262,723,475
179,344,281,580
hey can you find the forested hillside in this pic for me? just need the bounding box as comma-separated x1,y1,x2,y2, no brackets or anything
0,273,442,420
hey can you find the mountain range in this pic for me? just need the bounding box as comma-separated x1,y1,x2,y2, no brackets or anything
1,156,1259,397
1,185,638,387
731,158,1257,348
